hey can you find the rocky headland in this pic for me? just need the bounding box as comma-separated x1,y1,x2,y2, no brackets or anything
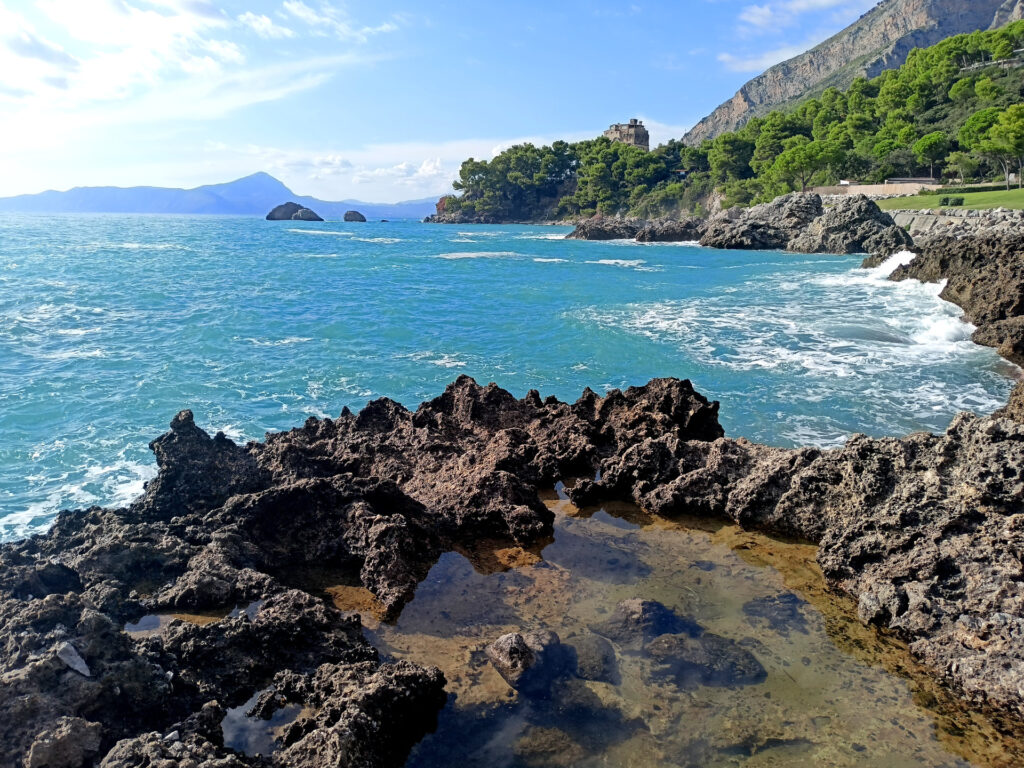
565,194,913,260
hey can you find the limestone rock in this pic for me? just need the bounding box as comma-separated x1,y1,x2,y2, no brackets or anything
699,193,823,250
787,195,912,258
26,717,102,768
565,215,645,241
343,210,367,222
635,218,706,243
485,630,573,696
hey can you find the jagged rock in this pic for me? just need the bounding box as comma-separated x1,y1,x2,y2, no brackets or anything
485,630,573,696
647,631,766,688
788,195,913,258
565,216,645,240
635,218,706,243
343,210,367,222
972,318,1024,367
591,599,699,647
266,202,324,221
699,193,823,250
56,641,91,677
996,382,1024,423
26,717,103,768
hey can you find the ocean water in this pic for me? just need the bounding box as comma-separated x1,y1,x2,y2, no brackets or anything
0,214,1018,541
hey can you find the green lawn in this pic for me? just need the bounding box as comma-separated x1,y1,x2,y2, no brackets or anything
876,187,1024,211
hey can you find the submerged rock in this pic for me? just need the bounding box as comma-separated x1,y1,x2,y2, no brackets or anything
591,598,700,647
647,631,766,688
743,592,809,636
266,202,324,221
570,632,619,684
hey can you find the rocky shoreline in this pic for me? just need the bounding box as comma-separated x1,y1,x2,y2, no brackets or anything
5,209,1024,765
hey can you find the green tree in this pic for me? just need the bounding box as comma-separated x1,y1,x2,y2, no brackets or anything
975,76,1002,103
912,132,950,179
981,105,1024,188
959,107,1003,150
943,150,979,183
769,137,841,192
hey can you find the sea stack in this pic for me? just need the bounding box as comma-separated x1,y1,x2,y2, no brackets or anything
266,202,324,221
344,210,367,222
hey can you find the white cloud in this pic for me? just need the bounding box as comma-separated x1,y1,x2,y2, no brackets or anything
736,0,875,30
717,43,808,72
238,11,294,39
282,1,397,43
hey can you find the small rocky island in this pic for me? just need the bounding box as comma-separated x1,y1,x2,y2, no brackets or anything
265,202,324,222
343,210,366,222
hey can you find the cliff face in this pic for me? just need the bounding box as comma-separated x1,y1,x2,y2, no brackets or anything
684,0,1024,146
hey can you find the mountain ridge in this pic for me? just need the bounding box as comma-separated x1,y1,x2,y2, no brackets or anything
0,172,437,219
684,0,1024,146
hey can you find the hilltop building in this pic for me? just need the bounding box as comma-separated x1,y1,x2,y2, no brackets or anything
604,119,650,151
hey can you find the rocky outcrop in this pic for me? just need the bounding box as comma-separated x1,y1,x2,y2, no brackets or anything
566,216,645,240
889,233,1024,365
788,195,913,255
485,630,574,696
0,377,722,765
635,218,706,242
684,0,1024,145
266,202,324,221
343,210,366,222
700,193,824,250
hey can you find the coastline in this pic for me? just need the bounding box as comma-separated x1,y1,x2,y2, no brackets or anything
5,205,1024,765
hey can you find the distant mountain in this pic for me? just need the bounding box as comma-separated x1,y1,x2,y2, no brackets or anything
684,0,1024,145
0,172,438,219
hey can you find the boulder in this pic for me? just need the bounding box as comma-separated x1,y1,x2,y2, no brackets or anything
787,195,912,257
700,193,823,250
26,717,102,768
344,210,367,222
485,630,573,696
570,632,618,684
265,202,324,221
565,215,645,241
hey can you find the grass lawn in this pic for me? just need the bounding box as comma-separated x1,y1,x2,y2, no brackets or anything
876,187,1024,211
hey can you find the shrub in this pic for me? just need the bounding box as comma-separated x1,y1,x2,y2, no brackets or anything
939,196,965,206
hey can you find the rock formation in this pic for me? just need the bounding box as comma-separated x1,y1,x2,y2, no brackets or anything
343,210,367,222
565,216,646,241
700,193,824,250
266,202,324,221
635,218,705,243
787,195,914,255
684,0,1024,145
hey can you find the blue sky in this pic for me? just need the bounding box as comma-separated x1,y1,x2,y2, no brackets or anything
0,0,877,201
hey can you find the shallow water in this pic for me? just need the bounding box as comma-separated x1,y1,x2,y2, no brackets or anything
315,491,1023,768
0,214,1018,539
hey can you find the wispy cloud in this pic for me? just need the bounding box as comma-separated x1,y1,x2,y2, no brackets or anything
717,42,808,72
238,11,295,39
737,0,875,31
282,1,398,43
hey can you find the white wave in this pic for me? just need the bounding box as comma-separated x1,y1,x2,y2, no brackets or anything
534,258,568,263
352,237,404,243
430,355,467,368
437,251,520,260
516,233,567,240
39,348,107,360
871,249,917,279
55,327,102,336
287,229,353,236
242,337,312,347
451,237,476,243
585,259,647,268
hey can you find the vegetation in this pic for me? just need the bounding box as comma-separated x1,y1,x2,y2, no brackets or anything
876,187,1024,210
441,21,1024,220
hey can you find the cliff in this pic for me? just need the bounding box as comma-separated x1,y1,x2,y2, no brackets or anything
684,0,1024,146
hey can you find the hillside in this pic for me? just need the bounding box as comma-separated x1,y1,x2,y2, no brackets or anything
0,173,437,219
683,0,1024,145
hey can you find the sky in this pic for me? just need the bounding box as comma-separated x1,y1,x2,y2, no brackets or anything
0,0,879,202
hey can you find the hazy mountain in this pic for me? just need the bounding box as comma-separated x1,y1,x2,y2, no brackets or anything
683,0,1024,145
0,172,438,219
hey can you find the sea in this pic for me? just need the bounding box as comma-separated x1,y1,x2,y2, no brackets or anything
0,214,1018,542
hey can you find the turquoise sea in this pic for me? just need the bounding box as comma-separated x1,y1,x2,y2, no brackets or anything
0,214,1018,541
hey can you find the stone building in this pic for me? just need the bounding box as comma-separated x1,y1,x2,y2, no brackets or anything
603,119,650,151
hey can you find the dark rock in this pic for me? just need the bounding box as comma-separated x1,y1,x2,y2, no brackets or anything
26,717,103,768
570,632,619,684
266,202,324,221
635,218,706,243
344,210,367,222
591,599,700,647
485,630,573,696
700,193,823,250
565,215,645,241
647,631,766,688
788,195,912,258
972,318,1024,367
743,592,809,636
